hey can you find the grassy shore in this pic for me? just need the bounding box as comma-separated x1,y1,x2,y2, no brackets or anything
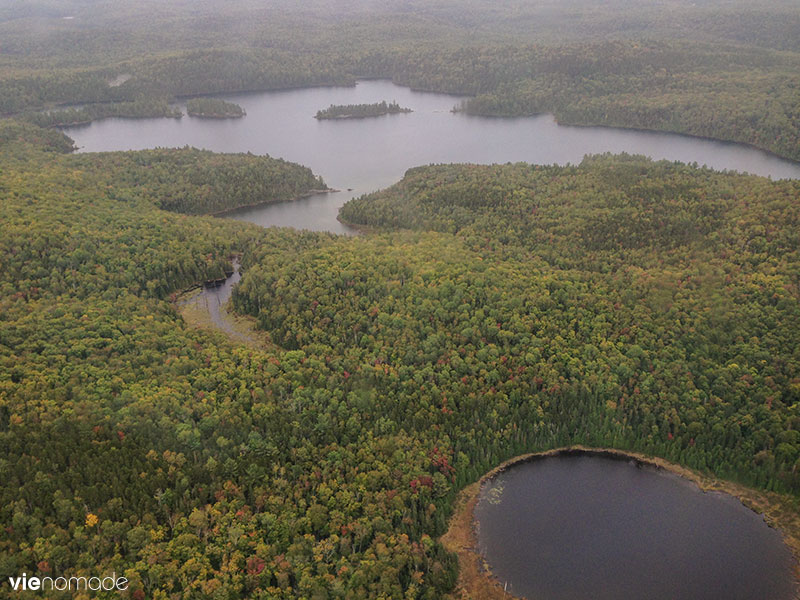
176,287,271,350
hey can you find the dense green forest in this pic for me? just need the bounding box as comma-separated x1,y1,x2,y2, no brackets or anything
187,98,245,119
301,157,800,494
2,1,800,598
315,102,411,120
0,122,460,599
1,116,798,598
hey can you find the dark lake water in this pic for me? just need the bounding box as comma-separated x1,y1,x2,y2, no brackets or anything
64,80,800,234
474,454,797,600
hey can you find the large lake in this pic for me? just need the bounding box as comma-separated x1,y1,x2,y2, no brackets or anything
64,80,800,234
475,454,797,600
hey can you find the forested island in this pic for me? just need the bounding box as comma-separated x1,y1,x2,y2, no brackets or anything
2,1,800,598
315,101,412,120
187,97,246,118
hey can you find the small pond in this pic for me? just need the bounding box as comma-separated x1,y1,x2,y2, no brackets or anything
474,453,797,600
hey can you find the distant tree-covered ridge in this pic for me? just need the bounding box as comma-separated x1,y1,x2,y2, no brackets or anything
446,42,800,163
315,100,412,119
2,1,800,161
186,97,246,118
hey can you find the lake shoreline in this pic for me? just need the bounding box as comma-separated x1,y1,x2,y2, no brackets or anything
209,188,338,217
335,213,378,235
63,80,800,180
187,112,245,119
49,78,800,167
454,108,800,171
54,112,182,130
440,445,800,600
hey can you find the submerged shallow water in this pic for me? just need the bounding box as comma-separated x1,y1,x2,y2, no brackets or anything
474,454,797,600
64,80,800,234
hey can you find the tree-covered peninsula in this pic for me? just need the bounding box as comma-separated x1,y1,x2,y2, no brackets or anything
20,98,182,128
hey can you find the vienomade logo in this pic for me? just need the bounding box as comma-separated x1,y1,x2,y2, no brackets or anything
7,572,128,593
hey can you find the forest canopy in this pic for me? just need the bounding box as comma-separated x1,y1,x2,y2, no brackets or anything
1,119,798,597
2,1,800,597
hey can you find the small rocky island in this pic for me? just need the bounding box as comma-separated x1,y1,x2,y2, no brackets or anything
315,100,412,120
186,98,246,119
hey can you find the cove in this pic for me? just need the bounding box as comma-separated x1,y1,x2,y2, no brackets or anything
472,452,798,600
63,80,800,234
